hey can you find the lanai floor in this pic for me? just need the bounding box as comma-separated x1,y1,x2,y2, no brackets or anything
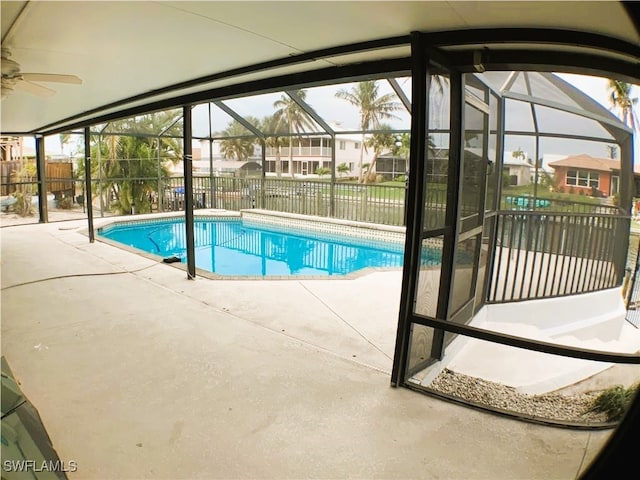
0,217,623,479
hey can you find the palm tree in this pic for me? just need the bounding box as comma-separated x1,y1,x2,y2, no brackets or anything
337,162,350,178
364,124,396,184
260,114,287,177
511,147,526,161
87,111,183,214
273,90,315,177
219,120,256,162
335,80,401,183
608,80,639,131
59,133,72,156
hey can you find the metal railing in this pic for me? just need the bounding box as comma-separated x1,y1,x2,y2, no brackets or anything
162,176,407,226
489,211,629,303
501,193,622,215
4,166,631,306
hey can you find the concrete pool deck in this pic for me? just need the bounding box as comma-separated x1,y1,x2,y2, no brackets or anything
0,218,622,479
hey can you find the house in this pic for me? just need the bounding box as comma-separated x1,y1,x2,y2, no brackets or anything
503,157,533,186
548,154,621,197
263,126,376,177
198,124,377,178
376,154,407,181
263,135,335,176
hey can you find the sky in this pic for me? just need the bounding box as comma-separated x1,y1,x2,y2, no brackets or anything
31,73,640,162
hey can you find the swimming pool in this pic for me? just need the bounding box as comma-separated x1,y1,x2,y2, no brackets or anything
98,217,438,277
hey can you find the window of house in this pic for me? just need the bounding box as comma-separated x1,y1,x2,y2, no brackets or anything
566,169,599,188
354,142,360,149
339,141,346,150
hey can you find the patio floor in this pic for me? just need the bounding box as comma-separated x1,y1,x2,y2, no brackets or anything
0,218,618,479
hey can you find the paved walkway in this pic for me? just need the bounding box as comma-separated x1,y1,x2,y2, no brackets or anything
1,219,615,479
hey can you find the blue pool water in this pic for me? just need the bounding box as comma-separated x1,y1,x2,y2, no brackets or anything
98,218,438,277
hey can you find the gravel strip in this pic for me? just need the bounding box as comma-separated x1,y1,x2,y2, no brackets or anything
428,369,610,424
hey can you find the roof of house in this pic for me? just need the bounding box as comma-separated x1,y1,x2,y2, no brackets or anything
547,154,620,172
503,159,532,167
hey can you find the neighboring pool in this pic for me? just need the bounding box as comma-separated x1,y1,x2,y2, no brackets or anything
98,217,439,277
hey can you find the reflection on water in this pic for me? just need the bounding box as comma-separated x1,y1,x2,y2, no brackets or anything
99,219,441,276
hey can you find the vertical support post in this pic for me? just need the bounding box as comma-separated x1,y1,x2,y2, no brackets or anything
525,72,540,211
533,135,540,210
208,103,215,208
157,136,163,212
433,71,464,357
97,132,105,217
614,133,634,283
330,134,336,217
35,135,48,223
261,138,266,209
619,133,634,215
485,95,506,302
183,105,196,279
404,174,409,226
391,32,429,387
84,127,95,242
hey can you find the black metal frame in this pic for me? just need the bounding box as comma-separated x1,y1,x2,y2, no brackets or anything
34,59,412,137
390,30,640,395
183,105,196,279
84,127,94,243
9,26,640,385
35,136,47,223
391,32,431,387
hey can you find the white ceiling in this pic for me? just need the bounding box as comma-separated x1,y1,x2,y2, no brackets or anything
1,1,638,134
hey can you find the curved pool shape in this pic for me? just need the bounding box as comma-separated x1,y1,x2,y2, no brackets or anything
98,218,440,277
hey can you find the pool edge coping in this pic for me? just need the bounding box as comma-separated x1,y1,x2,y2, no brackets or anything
82,209,407,281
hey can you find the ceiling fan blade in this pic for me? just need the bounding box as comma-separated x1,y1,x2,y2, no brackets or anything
20,73,82,84
14,80,56,97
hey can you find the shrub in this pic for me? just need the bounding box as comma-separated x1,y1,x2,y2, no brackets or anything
337,163,350,177
315,167,331,178
57,196,74,209
590,384,639,421
13,192,33,216
393,174,407,182
10,163,37,217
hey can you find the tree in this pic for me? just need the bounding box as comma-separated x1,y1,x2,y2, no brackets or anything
364,124,395,183
395,133,411,160
607,80,639,131
606,144,618,159
84,110,183,215
335,81,401,183
261,114,287,177
59,133,72,156
273,90,315,177
512,148,526,161
219,120,256,162
337,162,350,178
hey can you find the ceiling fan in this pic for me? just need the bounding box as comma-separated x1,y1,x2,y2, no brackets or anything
1,47,82,99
